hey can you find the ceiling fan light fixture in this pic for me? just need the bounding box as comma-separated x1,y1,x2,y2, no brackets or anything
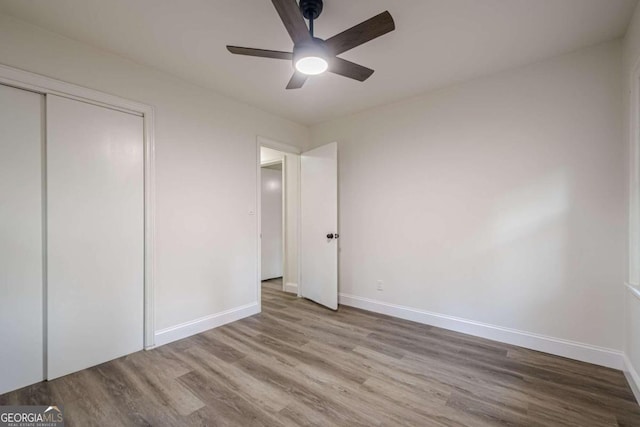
226,0,395,89
293,42,328,75
295,56,328,75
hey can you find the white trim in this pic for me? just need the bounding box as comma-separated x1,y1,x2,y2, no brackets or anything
296,150,302,297
624,354,640,404
0,64,147,116
281,156,287,291
143,106,156,349
153,303,259,347
257,135,302,154
0,63,156,349
284,282,299,294
260,159,283,167
256,140,262,311
339,293,624,370
627,282,640,302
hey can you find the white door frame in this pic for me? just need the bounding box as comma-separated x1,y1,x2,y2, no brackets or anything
256,136,301,309
0,63,157,349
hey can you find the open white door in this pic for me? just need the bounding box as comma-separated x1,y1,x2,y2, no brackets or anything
300,142,338,310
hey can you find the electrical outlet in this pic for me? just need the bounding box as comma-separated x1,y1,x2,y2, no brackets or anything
376,280,383,291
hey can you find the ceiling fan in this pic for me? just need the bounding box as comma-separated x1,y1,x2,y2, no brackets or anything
226,0,395,89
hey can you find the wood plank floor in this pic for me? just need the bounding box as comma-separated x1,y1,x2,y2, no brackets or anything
262,277,283,291
2,282,639,426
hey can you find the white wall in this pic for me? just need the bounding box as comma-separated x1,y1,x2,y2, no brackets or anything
311,41,626,365
261,167,283,280
0,13,309,343
623,2,640,400
261,146,300,293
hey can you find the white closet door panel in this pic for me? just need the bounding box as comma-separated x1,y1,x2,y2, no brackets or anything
47,95,144,379
0,84,44,394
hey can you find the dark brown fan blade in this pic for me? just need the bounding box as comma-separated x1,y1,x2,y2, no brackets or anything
286,71,308,89
271,0,312,45
325,11,395,55
227,46,293,61
226,46,292,60
329,57,374,82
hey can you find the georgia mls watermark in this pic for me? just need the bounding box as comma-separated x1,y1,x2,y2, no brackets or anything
0,406,64,427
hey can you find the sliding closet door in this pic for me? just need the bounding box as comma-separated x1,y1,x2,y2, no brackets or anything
47,95,144,379
0,85,44,394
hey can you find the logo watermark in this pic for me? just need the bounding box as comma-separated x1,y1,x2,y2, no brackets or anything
0,406,64,427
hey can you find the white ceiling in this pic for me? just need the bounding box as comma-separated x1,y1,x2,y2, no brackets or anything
0,0,636,125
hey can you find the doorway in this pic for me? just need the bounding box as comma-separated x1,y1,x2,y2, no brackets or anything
259,143,300,299
257,137,339,312
260,158,284,289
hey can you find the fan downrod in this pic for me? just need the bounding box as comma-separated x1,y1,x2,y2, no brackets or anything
299,0,323,20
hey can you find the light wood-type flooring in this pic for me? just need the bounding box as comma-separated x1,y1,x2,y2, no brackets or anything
2,280,639,426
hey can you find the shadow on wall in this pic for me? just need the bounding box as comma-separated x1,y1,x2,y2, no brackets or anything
483,170,569,334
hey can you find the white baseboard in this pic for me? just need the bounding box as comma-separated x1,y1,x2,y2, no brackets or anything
284,282,298,294
624,354,640,404
154,302,259,347
339,293,623,370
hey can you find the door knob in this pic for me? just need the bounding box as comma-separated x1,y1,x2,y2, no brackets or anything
327,233,334,239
